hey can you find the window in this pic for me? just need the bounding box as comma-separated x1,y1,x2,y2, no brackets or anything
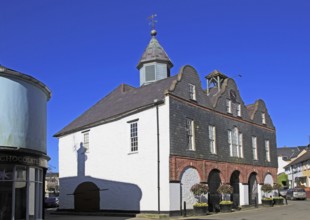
83,132,89,151
236,104,241,117
145,65,156,81
209,125,216,154
262,113,266,124
265,140,270,162
228,130,233,156
130,122,138,152
238,133,243,158
228,127,243,158
189,84,196,100
186,119,195,150
226,99,232,113
252,136,258,160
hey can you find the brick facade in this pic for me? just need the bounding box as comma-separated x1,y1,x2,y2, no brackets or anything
170,155,277,184
168,65,278,186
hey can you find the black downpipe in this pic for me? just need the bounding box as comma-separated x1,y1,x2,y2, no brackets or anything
154,100,163,215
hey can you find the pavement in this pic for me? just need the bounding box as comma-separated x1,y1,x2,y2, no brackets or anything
46,205,271,220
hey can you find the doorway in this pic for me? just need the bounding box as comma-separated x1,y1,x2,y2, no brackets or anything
74,182,100,212
248,173,258,206
230,171,240,208
208,169,221,212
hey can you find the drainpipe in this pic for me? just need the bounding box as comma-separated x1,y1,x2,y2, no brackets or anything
154,99,164,215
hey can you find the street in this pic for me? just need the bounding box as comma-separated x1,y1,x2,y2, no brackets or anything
46,200,310,220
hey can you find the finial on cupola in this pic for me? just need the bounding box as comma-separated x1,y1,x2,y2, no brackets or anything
148,14,157,37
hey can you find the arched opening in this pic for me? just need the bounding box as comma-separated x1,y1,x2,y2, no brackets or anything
230,170,240,208
264,173,273,185
208,169,221,212
74,182,99,212
248,173,258,206
180,167,200,209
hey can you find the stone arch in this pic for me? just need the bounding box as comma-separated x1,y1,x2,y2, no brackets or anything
176,161,204,181
263,173,274,184
247,170,261,184
74,182,100,212
180,166,201,209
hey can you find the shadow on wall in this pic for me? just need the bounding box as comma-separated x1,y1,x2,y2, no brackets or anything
58,143,142,213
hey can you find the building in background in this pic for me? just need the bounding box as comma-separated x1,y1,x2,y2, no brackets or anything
45,172,60,197
55,27,277,215
277,146,306,175
0,66,51,219
283,146,310,188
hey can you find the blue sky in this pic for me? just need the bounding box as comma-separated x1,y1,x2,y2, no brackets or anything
1,0,309,172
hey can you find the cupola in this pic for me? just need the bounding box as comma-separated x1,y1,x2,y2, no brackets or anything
137,16,173,86
206,70,228,95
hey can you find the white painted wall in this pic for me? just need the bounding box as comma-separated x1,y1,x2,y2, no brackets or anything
169,183,181,211
278,156,289,174
58,97,170,212
239,183,248,206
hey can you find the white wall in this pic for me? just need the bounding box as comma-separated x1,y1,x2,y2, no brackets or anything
58,97,170,212
278,156,289,174
239,183,248,206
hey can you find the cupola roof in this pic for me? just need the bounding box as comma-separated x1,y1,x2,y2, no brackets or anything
137,30,173,69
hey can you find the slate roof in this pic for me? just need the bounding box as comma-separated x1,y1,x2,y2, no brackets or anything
54,75,178,137
137,35,173,69
277,146,307,161
284,147,310,168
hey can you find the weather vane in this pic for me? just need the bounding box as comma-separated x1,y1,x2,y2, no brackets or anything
148,14,157,30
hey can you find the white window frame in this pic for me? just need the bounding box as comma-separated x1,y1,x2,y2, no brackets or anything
228,130,233,156
238,133,243,158
130,122,138,152
229,127,243,158
262,113,266,124
189,84,196,100
265,140,270,162
209,125,216,154
252,136,258,160
237,104,241,117
83,131,89,151
226,99,232,113
232,127,239,157
186,119,195,151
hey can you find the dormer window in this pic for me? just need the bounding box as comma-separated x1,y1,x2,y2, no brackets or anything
262,113,266,124
189,84,196,100
226,99,232,113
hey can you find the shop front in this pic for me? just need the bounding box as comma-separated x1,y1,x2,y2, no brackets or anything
0,149,49,219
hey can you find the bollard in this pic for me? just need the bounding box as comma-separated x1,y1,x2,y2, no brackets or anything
183,201,187,217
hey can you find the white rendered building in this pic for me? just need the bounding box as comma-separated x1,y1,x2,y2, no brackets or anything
55,29,278,215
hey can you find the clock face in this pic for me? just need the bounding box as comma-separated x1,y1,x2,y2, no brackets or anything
230,90,237,102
